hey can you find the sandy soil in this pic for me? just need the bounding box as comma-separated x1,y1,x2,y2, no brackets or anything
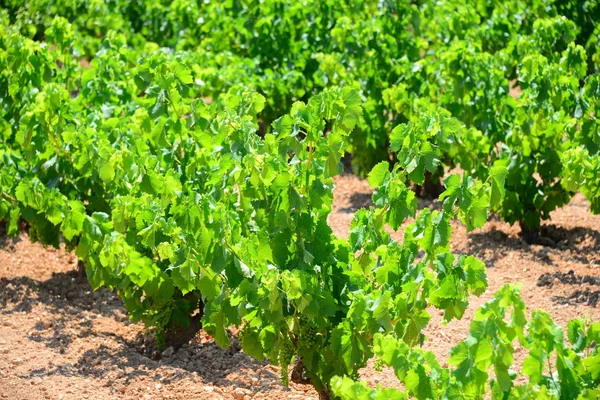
1,174,599,399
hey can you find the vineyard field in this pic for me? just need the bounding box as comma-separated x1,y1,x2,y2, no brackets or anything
1,177,599,400
1,0,600,399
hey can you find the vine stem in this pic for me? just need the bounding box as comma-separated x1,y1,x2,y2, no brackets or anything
2,192,16,202
166,88,181,119
64,53,70,92
189,247,227,287
223,239,244,268
374,203,391,228
166,87,186,158
547,356,554,380
303,141,314,195
47,124,74,163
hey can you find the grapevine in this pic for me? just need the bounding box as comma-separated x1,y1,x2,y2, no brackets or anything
0,2,598,399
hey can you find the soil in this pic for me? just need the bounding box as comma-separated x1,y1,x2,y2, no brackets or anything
1,174,599,399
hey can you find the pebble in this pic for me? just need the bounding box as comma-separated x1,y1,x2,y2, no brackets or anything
11,358,24,366
0,347,8,354
162,347,175,358
553,277,561,285
203,386,215,393
232,388,250,400
1,320,13,327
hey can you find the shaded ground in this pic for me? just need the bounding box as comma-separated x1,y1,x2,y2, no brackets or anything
1,174,599,399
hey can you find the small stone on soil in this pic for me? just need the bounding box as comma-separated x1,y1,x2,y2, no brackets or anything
232,388,251,400
162,346,174,357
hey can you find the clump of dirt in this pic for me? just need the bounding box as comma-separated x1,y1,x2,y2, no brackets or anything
537,270,600,308
518,221,600,247
553,289,600,308
537,270,600,288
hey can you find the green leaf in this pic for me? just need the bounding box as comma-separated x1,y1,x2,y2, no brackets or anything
489,163,508,208
474,339,493,367
464,196,489,231
368,162,390,187
584,355,600,380
463,256,487,296
567,319,586,352
62,201,85,240
98,157,116,183
157,242,176,261
390,124,407,152
494,361,513,392
241,329,264,361
124,252,158,287
208,311,229,348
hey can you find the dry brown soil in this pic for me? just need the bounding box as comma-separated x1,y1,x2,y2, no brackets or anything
1,174,599,399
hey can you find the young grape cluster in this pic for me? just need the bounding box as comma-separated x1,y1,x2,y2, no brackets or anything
298,320,320,348
373,357,385,372
279,339,296,366
278,339,296,386
154,300,175,349
238,323,251,343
